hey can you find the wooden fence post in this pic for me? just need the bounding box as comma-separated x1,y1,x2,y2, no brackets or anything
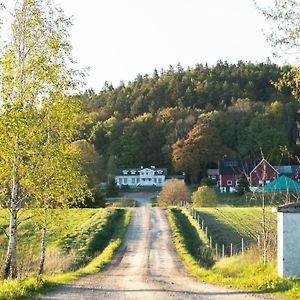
230,243,233,256
222,244,225,258
242,238,244,255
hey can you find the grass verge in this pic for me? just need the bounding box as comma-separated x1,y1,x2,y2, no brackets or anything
0,209,131,300
167,207,300,300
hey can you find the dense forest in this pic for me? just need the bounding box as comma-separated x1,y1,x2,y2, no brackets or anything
76,61,299,183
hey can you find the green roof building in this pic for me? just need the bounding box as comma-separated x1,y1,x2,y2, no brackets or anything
260,175,300,192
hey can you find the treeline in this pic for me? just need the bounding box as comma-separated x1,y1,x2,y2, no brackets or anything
77,61,299,183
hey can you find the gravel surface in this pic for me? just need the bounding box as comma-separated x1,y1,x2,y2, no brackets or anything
44,192,278,300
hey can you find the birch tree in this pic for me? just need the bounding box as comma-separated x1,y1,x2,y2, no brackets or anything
0,0,86,279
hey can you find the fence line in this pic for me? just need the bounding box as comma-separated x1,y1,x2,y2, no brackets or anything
182,205,255,260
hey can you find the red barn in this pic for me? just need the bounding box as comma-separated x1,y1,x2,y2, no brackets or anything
249,159,279,190
218,160,258,192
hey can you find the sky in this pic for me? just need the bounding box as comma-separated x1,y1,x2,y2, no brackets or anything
3,0,285,92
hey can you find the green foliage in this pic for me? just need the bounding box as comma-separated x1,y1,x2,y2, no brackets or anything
106,178,119,197
71,140,103,188
79,63,299,176
200,178,217,187
236,174,250,195
192,186,218,207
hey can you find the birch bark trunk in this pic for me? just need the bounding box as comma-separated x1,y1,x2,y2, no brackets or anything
2,170,18,279
38,208,47,275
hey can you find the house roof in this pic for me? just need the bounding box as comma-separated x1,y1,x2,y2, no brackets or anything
274,165,300,178
166,175,185,180
250,159,279,176
115,167,167,176
276,202,300,213
259,175,300,192
219,160,259,175
207,169,219,176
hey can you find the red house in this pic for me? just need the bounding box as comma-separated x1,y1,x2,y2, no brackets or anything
218,160,258,192
214,159,299,192
249,159,279,190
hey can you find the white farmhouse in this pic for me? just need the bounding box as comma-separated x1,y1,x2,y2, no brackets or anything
115,166,167,187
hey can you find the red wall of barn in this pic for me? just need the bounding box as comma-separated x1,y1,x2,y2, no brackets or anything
250,162,278,187
220,174,241,187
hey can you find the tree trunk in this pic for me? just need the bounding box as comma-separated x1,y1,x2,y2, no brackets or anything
38,209,47,275
2,172,18,279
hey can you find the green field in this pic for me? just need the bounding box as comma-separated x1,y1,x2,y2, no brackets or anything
0,208,124,277
167,208,300,300
194,207,277,253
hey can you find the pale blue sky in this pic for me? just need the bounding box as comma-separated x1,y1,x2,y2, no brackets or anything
5,0,285,91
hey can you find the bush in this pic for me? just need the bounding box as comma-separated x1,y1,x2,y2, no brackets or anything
120,184,130,191
106,177,119,197
192,186,218,207
158,179,190,207
200,177,217,187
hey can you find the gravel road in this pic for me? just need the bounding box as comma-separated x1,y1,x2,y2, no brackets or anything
45,192,277,300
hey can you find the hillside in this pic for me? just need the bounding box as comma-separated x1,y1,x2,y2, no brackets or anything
77,61,299,183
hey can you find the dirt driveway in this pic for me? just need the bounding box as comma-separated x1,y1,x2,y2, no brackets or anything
45,192,277,300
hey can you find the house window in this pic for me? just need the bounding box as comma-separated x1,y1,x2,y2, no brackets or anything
118,178,122,185
236,180,239,186
137,178,140,183
124,178,127,184
154,178,157,183
132,178,135,185
227,180,232,186
158,178,162,184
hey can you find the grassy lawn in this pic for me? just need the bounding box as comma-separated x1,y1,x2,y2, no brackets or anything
167,208,300,300
194,207,277,252
0,208,131,299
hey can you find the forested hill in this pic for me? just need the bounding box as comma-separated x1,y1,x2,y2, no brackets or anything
77,61,299,183
82,61,291,116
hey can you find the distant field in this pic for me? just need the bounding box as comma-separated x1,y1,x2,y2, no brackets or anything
0,208,124,277
194,207,277,252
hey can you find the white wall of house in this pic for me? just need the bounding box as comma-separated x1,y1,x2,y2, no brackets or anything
278,211,300,277
115,168,166,187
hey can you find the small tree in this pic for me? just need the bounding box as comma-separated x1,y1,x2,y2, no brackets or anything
192,186,218,207
106,177,119,197
158,179,190,207
236,174,250,195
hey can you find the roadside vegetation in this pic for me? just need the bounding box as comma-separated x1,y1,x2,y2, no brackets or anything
0,208,131,299
167,207,300,299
